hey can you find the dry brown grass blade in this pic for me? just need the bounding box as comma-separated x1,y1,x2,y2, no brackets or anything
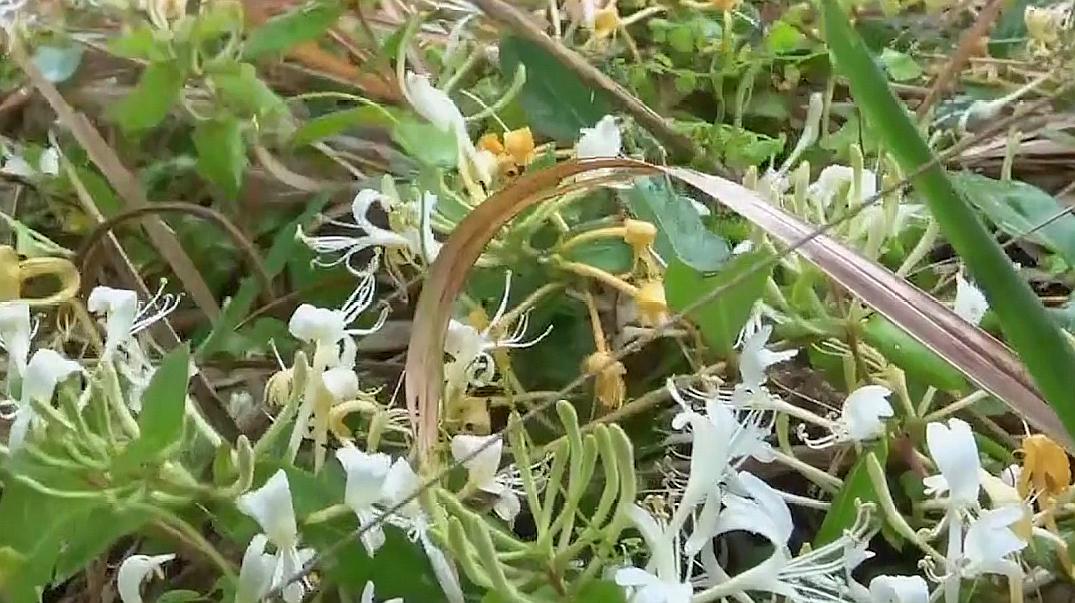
406,159,1069,462
10,40,223,321
667,167,1070,448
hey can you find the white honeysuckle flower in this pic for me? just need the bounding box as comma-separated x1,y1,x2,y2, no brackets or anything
954,272,988,326
0,301,31,376
923,418,981,506
451,434,520,522
576,115,621,159
697,502,875,603
288,274,387,369
236,470,315,603
687,470,794,557
38,147,58,175
403,72,491,184
0,145,58,179
443,272,552,398
380,458,466,603
235,534,276,603
842,385,894,442
614,505,692,603
117,553,175,603
3,349,81,451
867,575,930,603
297,189,441,276
336,446,392,556
737,324,797,391
962,505,1027,578
87,284,181,360
361,581,404,603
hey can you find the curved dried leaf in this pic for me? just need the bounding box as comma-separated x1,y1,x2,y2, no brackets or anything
406,160,1069,461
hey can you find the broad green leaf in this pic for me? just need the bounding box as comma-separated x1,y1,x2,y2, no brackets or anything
243,0,343,60
665,250,773,357
291,106,393,147
110,59,185,133
815,441,888,545
32,44,83,83
879,48,922,82
109,25,171,61
116,344,192,470
498,36,611,142
576,580,629,603
194,116,247,199
391,118,458,168
209,62,288,122
862,315,967,391
621,178,730,272
52,506,152,582
196,195,330,359
953,172,1075,267
822,0,1075,441
564,238,633,273
766,20,806,53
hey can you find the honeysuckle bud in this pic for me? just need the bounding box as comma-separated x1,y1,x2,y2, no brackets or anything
583,351,626,411
477,133,505,155
634,280,668,326
954,272,988,326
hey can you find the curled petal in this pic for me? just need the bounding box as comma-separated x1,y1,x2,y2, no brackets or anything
117,553,175,603
237,469,298,549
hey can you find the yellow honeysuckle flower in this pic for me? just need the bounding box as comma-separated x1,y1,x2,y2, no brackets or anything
634,279,668,326
1018,434,1071,499
583,351,626,411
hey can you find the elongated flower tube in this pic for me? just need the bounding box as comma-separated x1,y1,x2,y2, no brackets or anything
87,285,180,361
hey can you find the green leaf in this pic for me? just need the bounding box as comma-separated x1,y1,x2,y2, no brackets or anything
209,62,287,122
291,106,393,147
109,25,171,61
665,250,773,357
243,0,343,59
498,36,611,142
391,118,458,168
862,315,967,391
822,0,1075,441
766,20,806,53
116,344,192,470
564,238,634,273
32,44,83,83
621,178,730,272
194,116,247,199
110,60,185,133
878,48,922,82
196,195,330,359
576,580,629,603
815,441,888,545
953,172,1075,267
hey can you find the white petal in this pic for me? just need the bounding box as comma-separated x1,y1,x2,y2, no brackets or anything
22,349,81,402
670,412,729,518
237,469,298,549
925,418,981,505
625,504,677,582
450,434,501,487
1,155,36,178
842,385,893,441
576,115,621,159
405,72,467,138
236,535,275,603
38,147,59,176
417,192,443,263
0,301,31,375
492,489,520,523
117,553,175,603
335,446,391,513
288,304,347,345
7,406,32,451
615,566,660,588
87,286,140,356
963,505,1027,572
383,458,422,516
361,581,376,603
735,471,794,545
954,273,988,325
684,488,722,555
738,325,796,389
321,367,359,402
869,575,929,603
712,494,789,547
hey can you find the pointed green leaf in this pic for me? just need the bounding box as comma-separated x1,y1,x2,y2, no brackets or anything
194,116,247,199
243,0,343,60
110,59,185,133
621,178,730,272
